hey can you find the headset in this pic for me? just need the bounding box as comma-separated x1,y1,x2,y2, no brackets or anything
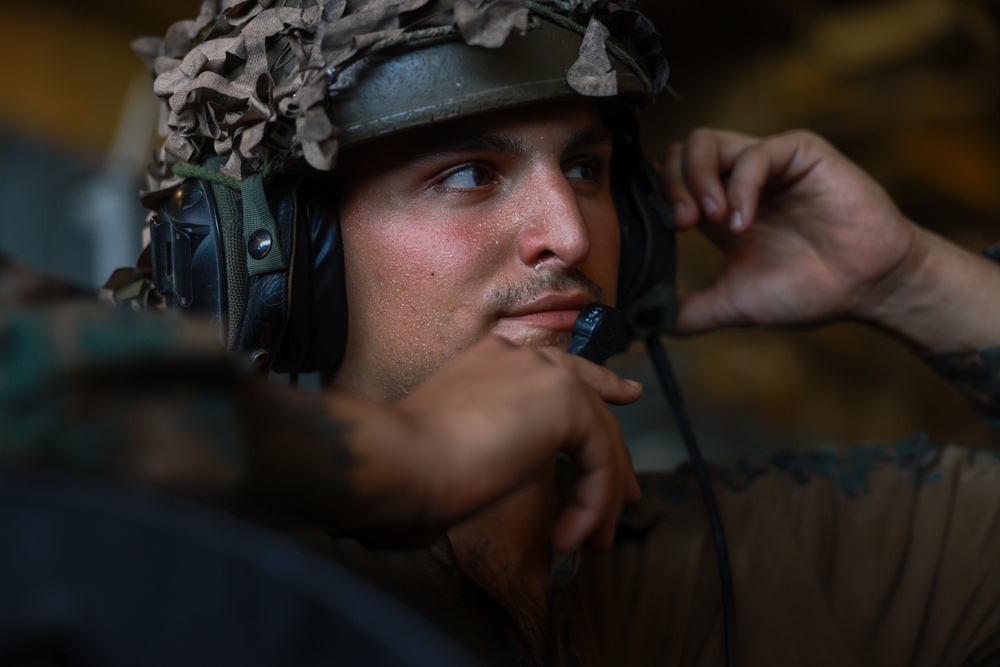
148,104,676,376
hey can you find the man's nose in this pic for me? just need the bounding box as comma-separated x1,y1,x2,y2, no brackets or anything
517,169,591,270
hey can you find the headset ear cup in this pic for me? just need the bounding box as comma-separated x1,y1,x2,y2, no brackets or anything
612,112,678,341
152,173,347,376
151,166,293,370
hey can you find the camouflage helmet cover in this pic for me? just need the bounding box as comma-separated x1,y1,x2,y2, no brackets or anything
134,0,668,207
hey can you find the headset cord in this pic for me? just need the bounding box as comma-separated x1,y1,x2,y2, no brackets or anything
645,335,738,667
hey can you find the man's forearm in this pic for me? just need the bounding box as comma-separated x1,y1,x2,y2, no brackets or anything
239,384,444,540
863,226,1000,353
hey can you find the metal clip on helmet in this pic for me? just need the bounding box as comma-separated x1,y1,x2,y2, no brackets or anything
148,0,676,375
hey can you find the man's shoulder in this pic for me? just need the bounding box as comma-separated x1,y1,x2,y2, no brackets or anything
633,432,998,507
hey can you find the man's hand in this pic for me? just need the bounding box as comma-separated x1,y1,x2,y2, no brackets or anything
662,128,1000,351
343,336,642,554
664,129,918,331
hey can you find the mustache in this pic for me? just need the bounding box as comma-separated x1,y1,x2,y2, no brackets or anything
486,269,605,313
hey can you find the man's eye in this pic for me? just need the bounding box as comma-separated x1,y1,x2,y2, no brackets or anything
439,165,494,189
565,161,599,182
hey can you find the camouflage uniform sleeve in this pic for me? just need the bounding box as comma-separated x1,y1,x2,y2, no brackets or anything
0,275,252,496
0,254,359,524
919,243,1000,432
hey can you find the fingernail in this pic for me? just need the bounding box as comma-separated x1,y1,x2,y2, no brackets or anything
626,379,642,390
701,195,719,217
730,210,745,231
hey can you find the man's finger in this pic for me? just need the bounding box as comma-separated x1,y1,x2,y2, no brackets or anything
540,348,643,405
663,141,699,229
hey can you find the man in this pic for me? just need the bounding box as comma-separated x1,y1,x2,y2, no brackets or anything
126,0,668,557
33,0,1000,664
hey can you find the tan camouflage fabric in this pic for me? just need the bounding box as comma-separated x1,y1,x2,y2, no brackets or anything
0,255,353,517
132,0,667,207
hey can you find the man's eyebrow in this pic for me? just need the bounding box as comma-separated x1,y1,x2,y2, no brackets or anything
562,128,614,155
405,127,614,166
408,134,528,166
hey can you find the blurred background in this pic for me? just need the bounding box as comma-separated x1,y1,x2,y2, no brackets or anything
1,0,997,466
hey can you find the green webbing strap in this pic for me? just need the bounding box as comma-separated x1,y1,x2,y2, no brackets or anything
172,163,242,190
240,173,287,276
208,181,248,351
171,163,288,277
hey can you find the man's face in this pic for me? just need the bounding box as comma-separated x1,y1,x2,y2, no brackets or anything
333,101,620,400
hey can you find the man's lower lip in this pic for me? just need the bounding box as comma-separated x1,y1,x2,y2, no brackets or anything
499,310,580,330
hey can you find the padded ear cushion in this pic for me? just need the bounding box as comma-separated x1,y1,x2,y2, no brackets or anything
269,177,348,374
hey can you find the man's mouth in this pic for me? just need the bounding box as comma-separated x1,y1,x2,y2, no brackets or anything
498,292,597,331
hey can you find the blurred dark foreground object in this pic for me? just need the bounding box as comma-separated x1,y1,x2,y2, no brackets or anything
0,470,481,667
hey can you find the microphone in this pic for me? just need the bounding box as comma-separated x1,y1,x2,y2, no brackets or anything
566,303,627,363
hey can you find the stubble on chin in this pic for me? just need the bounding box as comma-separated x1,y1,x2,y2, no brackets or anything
381,270,605,401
